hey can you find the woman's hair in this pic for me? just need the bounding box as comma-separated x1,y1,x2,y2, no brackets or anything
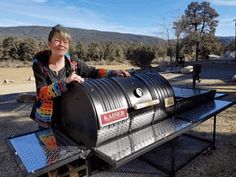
48,24,72,42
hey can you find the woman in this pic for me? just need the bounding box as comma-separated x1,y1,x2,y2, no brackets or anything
31,24,130,177
31,24,130,129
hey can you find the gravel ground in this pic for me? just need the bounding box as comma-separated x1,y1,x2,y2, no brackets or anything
0,61,236,177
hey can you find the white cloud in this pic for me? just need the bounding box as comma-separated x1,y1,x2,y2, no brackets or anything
0,1,163,37
3,1,234,37
211,0,236,6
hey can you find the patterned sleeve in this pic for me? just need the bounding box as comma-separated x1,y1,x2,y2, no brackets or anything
37,80,67,100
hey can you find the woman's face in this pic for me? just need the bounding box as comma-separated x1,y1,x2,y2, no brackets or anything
48,32,69,58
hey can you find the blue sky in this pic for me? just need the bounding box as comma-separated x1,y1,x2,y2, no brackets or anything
0,0,235,37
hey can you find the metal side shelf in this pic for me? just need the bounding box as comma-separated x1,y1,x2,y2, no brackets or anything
6,128,84,177
173,87,226,99
176,99,234,123
91,99,233,177
93,118,192,168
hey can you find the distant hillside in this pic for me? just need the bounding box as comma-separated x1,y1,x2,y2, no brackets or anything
0,26,233,46
218,36,234,45
0,26,163,44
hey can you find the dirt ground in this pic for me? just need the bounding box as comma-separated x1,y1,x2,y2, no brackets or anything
0,61,235,177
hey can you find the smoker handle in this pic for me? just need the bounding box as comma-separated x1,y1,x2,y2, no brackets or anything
133,99,160,110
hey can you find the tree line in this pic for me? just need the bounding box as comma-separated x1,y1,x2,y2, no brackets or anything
0,1,235,68
0,35,233,68
0,36,176,68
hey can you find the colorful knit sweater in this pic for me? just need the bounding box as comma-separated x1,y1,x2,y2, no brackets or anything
32,50,113,128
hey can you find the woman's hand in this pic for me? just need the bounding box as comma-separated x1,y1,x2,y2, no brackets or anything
112,70,130,77
64,73,84,84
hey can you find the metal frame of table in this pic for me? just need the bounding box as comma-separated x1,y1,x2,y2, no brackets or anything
6,89,234,177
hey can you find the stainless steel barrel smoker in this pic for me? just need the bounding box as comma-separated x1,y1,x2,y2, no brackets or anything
61,71,176,148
